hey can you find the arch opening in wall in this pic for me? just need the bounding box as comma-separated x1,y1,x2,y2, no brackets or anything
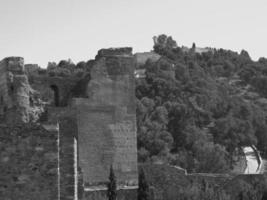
50,85,60,107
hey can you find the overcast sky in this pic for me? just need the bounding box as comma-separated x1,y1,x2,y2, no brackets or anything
0,0,266,67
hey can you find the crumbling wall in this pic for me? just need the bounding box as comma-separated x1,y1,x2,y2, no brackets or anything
0,59,10,117
83,188,137,200
0,123,58,200
58,113,83,200
29,76,81,107
0,57,24,118
72,48,138,190
0,57,44,124
0,49,139,200
25,64,40,77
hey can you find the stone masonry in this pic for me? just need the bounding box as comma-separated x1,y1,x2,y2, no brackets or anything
74,48,138,186
57,48,138,199
0,48,138,200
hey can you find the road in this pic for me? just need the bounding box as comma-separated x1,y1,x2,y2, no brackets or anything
243,146,267,174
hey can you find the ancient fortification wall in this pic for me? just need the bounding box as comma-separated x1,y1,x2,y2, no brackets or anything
83,188,137,200
0,57,26,121
0,57,44,124
54,48,138,200
0,48,138,200
0,59,9,117
0,123,58,200
73,48,138,188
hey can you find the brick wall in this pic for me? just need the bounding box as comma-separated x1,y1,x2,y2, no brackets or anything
0,57,43,124
72,48,138,189
59,115,78,200
0,124,58,200
83,188,137,200
29,76,81,107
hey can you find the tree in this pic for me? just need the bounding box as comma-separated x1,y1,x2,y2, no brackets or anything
192,42,196,51
136,34,267,173
194,142,230,173
107,165,117,200
153,34,177,59
138,168,149,200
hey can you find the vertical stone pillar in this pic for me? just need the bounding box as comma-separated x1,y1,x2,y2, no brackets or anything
59,115,78,200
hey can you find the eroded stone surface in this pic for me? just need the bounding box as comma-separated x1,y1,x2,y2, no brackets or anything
74,48,138,187
0,48,138,200
0,124,58,200
0,57,44,124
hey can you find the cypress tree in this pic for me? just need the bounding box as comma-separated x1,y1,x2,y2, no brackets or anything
107,165,117,200
138,168,149,200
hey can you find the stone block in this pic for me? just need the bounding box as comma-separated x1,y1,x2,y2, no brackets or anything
6,57,24,74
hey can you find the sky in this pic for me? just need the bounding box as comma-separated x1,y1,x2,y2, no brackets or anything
0,0,266,67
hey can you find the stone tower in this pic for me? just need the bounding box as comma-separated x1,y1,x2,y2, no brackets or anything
0,57,33,124
59,48,138,200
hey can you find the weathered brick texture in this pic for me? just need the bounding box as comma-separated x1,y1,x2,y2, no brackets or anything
0,124,58,200
83,188,137,200
73,48,138,190
59,116,78,200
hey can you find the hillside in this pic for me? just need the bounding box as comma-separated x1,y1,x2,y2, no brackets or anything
135,34,267,174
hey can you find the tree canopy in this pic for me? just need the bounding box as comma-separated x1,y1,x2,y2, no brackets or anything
135,34,267,173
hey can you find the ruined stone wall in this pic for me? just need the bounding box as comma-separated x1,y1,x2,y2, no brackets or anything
0,49,138,200
83,188,137,200
0,59,9,117
0,124,58,200
58,115,78,200
0,57,24,113
29,76,81,107
72,48,138,189
0,57,29,123
0,57,45,124
25,64,40,76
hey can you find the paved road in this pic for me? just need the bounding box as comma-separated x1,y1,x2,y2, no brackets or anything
243,146,261,174
243,146,267,174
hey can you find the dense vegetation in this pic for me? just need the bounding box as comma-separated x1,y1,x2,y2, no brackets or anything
46,59,93,77
135,34,267,173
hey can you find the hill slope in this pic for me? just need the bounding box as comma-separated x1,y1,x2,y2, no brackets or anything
135,34,267,173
